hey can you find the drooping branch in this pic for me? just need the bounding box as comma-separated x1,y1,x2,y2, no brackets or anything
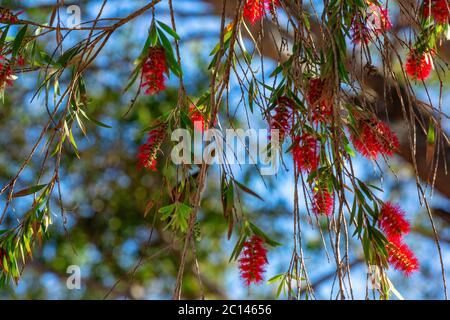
202,0,450,200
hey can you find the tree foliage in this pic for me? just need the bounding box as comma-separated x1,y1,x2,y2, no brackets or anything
0,0,449,299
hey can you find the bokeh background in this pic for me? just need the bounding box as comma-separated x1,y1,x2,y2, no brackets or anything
0,0,449,299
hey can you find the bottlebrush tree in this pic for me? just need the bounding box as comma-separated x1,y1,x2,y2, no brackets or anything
0,0,449,300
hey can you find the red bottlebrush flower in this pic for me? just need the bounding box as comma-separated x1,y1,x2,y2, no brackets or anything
386,236,419,276
17,56,26,67
243,0,280,24
239,235,268,286
0,8,20,23
423,0,450,24
292,134,319,173
266,0,281,13
351,3,392,44
137,124,166,171
0,247,5,271
189,105,207,132
350,118,399,159
0,56,16,91
306,78,325,107
375,121,400,157
306,78,332,123
270,96,294,142
312,187,334,216
351,19,372,44
379,202,410,238
405,50,434,81
367,3,392,34
243,0,266,24
141,47,167,95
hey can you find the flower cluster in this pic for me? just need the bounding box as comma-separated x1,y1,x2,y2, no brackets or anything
379,202,410,238
312,186,334,216
351,2,392,44
141,47,167,95
405,49,434,81
270,96,294,142
137,124,167,171
306,78,332,123
0,8,20,23
423,0,450,24
239,235,268,286
189,105,207,133
379,202,419,276
386,236,420,276
0,56,16,92
0,247,5,271
292,133,319,174
243,0,280,24
350,116,399,159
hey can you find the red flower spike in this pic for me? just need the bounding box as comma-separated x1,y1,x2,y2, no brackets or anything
350,118,399,159
312,187,334,216
0,8,21,23
379,202,410,238
351,3,392,44
367,3,392,34
243,0,266,24
239,235,268,286
374,121,400,157
292,134,319,173
0,247,5,271
0,56,16,91
141,47,167,95
386,236,420,276
17,56,26,67
243,0,280,24
306,78,332,123
270,97,294,142
306,78,324,107
189,105,207,133
351,19,372,44
137,125,167,171
423,0,450,24
267,0,281,14
405,50,434,81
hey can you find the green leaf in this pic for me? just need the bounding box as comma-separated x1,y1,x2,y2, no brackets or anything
221,175,234,218
248,222,281,247
39,50,54,65
12,184,47,198
159,203,177,219
229,234,247,262
267,273,285,284
427,122,435,144
269,64,284,78
12,25,28,58
68,129,80,158
233,179,263,201
157,27,182,77
56,45,80,66
23,236,32,255
149,22,158,47
156,20,180,40
344,143,356,157
196,90,211,106
2,255,8,273
175,203,192,233
248,80,254,113
79,109,112,128
177,203,192,216
0,25,10,50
